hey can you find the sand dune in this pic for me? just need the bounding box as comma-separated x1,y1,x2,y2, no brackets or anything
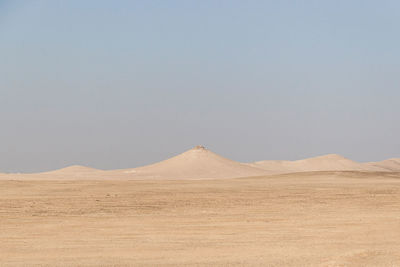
37,165,106,179
42,165,101,174
2,165,106,180
112,145,267,179
1,148,399,180
364,158,400,172
249,154,389,174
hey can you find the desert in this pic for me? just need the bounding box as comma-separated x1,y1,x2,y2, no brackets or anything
2,2,400,266
1,146,400,266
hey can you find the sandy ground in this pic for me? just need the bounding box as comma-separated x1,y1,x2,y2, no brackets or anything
1,171,400,266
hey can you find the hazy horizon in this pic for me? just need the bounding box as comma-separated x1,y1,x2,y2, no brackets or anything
1,1,399,172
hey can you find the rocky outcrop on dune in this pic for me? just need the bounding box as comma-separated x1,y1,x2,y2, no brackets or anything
115,145,268,179
249,154,387,174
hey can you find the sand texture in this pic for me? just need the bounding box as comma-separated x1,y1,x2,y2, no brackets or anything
1,172,400,266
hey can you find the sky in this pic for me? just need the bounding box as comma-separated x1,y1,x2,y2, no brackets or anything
1,0,399,172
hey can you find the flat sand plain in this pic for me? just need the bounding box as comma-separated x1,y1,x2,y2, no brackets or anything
1,171,400,266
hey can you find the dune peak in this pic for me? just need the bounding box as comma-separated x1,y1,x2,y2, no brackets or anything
192,145,206,150
119,145,267,179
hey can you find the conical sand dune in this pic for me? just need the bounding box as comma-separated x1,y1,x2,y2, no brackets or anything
249,154,387,174
115,145,268,179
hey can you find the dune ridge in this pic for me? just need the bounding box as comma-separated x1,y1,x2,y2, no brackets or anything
42,165,101,174
248,154,390,174
364,158,400,172
1,147,399,180
2,165,106,180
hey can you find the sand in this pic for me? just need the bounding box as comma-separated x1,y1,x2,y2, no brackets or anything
1,172,400,266
248,154,392,174
112,145,267,179
364,158,400,172
2,165,107,180
1,146,400,266
2,146,399,180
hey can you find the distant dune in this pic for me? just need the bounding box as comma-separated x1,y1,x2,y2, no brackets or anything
1,147,399,180
364,158,400,172
2,165,106,180
42,165,102,175
248,154,390,174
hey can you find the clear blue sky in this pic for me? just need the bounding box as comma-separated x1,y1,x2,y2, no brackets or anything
1,0,399,172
